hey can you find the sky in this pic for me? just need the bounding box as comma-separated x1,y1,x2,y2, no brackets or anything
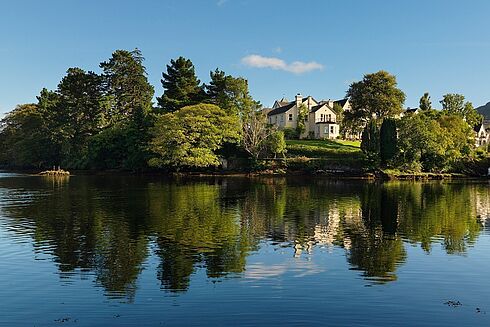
1,0,490,114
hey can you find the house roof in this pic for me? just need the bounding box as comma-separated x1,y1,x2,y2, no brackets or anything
267,102,295,116
405,108,420,113
334,99,348,107
311,103,334,113
474,123,485,133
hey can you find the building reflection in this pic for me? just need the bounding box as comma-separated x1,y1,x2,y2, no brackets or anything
0,176,487,297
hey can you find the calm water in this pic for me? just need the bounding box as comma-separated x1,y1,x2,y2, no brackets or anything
1,173,490,326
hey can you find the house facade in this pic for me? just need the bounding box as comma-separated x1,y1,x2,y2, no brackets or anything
267,94,341,139
474,123,490,147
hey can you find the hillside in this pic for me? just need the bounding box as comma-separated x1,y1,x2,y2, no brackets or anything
476,102,490,120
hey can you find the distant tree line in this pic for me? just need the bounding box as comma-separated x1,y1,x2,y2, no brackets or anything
0,49,285,170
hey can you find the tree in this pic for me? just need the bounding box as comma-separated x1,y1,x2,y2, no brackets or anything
242,110,276,161
360,120,380,164
346,70,406,124
419,92,432,111
100,49,154,125
205,69,252,116
0,104,53,167
99,49,155,170
380,118,397,165
55,68,106,167
296,104,309,137
148,104,240,169
157,57,204,113
266,130,286,158
440,93,483,127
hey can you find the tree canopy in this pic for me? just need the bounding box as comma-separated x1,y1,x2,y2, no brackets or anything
157,56,204,113
148,104,240,169
346,70,406,123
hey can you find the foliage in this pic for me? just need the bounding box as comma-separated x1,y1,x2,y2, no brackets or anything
380,118,397,165
100,49,154,124
296,104,309,136
157,57,204,113
440,93,483,127
419,92,432,111
205,69,252,116
283,127,300,140
395,113,474,172
0,104,56,168
346,70,406,124
242,110,276,160
265,130,286,158
360,120,380,164
148,104,240,169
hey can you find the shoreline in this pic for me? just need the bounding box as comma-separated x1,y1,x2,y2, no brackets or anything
1,168,488,181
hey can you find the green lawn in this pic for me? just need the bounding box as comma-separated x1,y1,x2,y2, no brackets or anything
286,139,362,159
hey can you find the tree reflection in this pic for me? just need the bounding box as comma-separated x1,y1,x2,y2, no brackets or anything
0,175,486,297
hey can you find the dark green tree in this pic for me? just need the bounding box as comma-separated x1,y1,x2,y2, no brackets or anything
380,118,397,165
100,49,154,125
419,92,432,111
157,57,204,113
361,120,380,164
55,68,106,167
97,49,155,170
346,70,406,124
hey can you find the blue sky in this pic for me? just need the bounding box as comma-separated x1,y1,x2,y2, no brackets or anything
1,0,490,114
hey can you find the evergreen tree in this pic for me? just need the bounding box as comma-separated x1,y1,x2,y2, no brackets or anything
100,49,154,125
419,92,432,111
380,118,397,165
157,57,204,113
361,120,380,164
205,68,253,116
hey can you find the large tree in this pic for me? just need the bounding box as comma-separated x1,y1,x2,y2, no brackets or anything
157,57,204,113
98,49,155,170
346,70,406,124
148,104,240,169
55,68,106,166
100,49,154,125
440,93,483,127
205,69,253,116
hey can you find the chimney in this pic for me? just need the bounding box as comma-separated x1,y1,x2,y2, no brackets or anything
295,93,302,108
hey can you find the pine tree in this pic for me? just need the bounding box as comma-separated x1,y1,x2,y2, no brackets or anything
157,57,204,113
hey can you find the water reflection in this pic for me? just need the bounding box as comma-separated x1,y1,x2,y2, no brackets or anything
0,175,488,298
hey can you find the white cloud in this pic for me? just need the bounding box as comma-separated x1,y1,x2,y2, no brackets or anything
241,54,324,74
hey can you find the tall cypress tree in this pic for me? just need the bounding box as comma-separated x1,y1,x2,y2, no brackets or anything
380,118,397,165
157,57,204,113
361,120,380,165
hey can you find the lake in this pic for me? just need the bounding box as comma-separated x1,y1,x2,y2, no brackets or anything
1,172,490,326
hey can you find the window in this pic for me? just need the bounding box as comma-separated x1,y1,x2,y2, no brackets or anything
324,127,328,133
327,114,331,121
288,114,293,121
330,126,335,134
320,114,324,122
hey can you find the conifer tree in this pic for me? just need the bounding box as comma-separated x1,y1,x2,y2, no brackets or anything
157,57,204,113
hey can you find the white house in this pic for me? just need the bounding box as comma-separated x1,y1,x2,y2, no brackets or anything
267,94,341,139
474,123,489,147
